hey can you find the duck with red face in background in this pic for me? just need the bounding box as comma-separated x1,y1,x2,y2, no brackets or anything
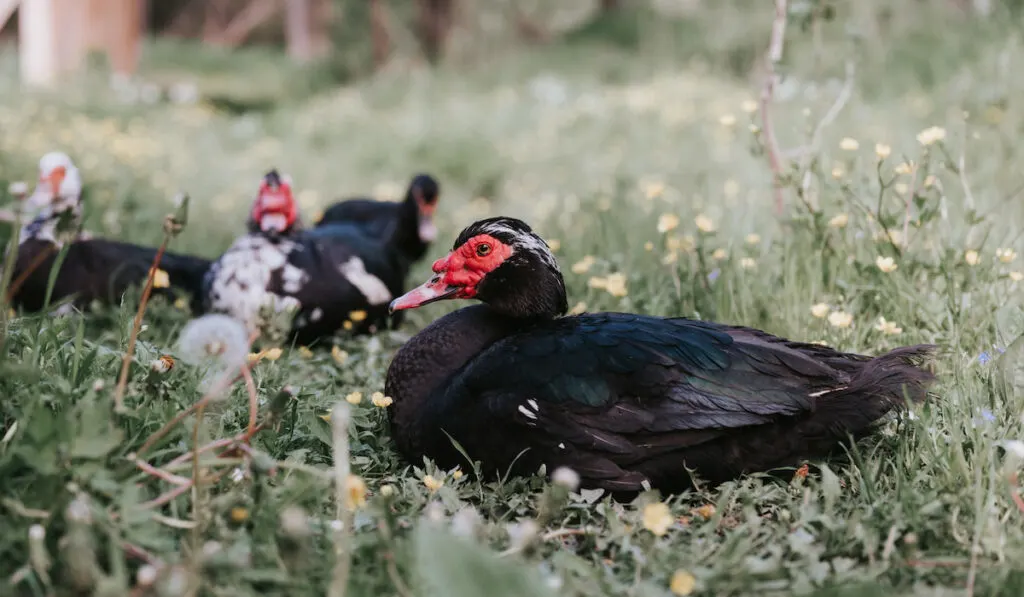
4,151,212,314
202,170,409,345
384,216,938,497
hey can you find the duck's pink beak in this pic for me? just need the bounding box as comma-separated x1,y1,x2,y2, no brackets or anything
389,275,459,313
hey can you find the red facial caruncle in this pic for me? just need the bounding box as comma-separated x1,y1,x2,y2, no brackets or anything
389,233,512,312
433,234,512,297
251,180,298,232
42,165,67,197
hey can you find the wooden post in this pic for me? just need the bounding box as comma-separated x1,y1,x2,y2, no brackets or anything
369,0,390,69
285,0,313,62
0,0,20,31
104,0,142,76
18,0,60,86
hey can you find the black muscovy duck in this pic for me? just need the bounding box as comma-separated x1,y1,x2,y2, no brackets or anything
315,173,440,263
385,216,937,495
202,170,406,344
6,153,211,313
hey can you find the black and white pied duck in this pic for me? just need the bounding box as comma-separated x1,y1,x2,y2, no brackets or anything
316,173,441,264
202,170,408,345
385,216,938,495
5,152,211,313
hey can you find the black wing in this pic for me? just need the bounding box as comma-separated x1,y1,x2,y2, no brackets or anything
432,313,926,490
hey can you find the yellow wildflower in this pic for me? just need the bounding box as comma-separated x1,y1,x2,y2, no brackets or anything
644,241,654,251
371,392,393,408
1010,271,1024,282
345,391,363,405
263,347,283,361
173,297,189,310
875,317,902,336
875,256,898,273
349,310,367,322
894,162,914,175
343,321,353,331
670,570,697,596
641,502,673,537
711,248,728,261
828,213,849,229
828,311,853,329
452,469,464,480
331,346,349,365
662,252,678,265
666,235,696,253
230,507,249,523
831,165,845,179
923,175,936,188
739,258,756,270
694,214,715,233
319,412,332,423
423,475,444,493
875,143,892,159
151,268,170,289
297,346,314,359
657,213,680,234
839,137,859,151
965,250,980,266
745,233,761,245
741,99,759,113
568,301,587,315
345,475,367,510
604,273,628,297
571,255,596,274
894,182,909,195
588,276,608,290
693,504,716,519
916,126,947,146
996,248,1017,263
644,182,665,199
719,114,737,127
546,239,561,252
810,303,830,319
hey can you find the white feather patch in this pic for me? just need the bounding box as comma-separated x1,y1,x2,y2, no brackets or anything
477,221,560,272
206,234,307,333
518,405,538,420
338,257,392,305
808,386,848,398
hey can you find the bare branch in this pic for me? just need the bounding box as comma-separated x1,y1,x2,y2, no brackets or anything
759,0,789,215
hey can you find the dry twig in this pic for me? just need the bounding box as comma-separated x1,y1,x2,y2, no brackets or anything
759,0,789,215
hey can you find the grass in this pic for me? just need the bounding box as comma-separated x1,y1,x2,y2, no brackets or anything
4,2,1024,595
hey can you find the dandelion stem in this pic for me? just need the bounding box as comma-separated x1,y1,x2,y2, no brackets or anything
328,402,352,597
136,366,248,457
132,457,192,486
241,364,259,440
190,400,206,565
3,244,56,304
901,162,920,252
113,237,169,412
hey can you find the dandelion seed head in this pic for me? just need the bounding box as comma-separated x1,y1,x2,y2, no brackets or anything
177,314,250,369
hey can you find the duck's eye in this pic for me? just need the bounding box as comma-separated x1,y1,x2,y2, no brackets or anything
476,243,492,257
